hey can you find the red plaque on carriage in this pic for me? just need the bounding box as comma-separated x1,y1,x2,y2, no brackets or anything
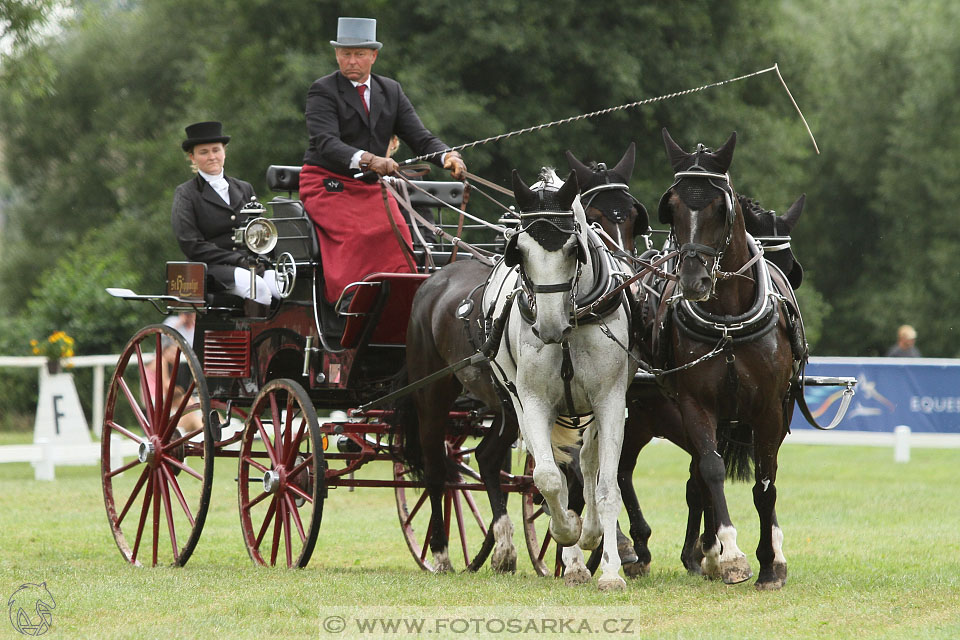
166,261,206,302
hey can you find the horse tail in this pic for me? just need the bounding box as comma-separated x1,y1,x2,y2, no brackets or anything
388,366,425,482
551,421,583,466
718,421,754,482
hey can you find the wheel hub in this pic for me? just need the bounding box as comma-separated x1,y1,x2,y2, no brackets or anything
138,440,156,465
263,469,282,494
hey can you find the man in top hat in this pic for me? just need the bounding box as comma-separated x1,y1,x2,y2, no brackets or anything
299,16,467,307
172,121,281,305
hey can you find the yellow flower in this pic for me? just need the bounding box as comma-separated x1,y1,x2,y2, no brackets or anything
31,331,77,360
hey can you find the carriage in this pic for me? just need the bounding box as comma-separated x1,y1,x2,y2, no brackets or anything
101,165,574,572
101,145,857,585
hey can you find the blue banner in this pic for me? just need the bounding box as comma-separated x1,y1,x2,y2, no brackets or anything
793,356,960,433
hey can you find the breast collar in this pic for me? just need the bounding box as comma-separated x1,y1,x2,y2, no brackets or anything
670,234,782,345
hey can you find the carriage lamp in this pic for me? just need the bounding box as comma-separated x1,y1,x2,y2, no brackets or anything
236,217,279,255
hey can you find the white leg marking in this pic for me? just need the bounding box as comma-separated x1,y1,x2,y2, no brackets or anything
772,524,786,564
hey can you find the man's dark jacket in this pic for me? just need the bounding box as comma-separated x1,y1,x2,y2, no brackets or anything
302,70,448,175
171,173,257,290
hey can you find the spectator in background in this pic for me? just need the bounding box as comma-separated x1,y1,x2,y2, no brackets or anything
886,324,921,357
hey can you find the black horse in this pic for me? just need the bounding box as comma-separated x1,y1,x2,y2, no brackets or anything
632,129,802,590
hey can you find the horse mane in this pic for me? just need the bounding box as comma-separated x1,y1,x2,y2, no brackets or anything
736,193,772,220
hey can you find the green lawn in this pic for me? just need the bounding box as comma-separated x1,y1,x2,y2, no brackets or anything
1,441,958,639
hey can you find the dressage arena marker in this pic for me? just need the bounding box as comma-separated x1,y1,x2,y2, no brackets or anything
404,63,820,163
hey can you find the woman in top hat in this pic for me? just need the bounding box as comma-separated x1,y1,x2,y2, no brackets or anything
171,121,280,305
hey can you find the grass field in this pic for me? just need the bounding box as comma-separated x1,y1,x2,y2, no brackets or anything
1,435,958,639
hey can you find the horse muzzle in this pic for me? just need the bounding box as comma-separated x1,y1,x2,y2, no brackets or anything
532,321,573,345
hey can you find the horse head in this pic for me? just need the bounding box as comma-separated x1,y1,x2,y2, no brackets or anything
506,168,583,344
740,193,805,289
658,128,741,301
566,143,650,254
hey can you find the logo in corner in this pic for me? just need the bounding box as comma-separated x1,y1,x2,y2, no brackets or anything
323,178,343,193
8,583,55,636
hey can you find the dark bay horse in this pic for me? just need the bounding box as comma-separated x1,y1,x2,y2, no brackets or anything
636,128,802,590
619,188,806,578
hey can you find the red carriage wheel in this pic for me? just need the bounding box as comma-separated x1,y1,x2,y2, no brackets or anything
238,378,324,568
394,435,493,572
101,324,214,567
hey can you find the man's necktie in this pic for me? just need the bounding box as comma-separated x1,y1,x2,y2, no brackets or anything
357,84,369,115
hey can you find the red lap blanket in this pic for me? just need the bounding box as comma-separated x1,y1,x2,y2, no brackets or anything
300,164,415,304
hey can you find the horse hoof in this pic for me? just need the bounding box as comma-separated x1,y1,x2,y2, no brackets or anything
578,532,601,551
491,546,517,574
598,576,627,592
618,541,639,565
701,556,721,581
563,566,592,586
721,556,753,584
754,577,785,591
774,562,787,584
550,510,582,547
432,550,454,574
623,562,650,579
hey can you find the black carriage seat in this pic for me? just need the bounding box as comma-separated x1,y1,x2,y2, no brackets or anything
384,178,467,268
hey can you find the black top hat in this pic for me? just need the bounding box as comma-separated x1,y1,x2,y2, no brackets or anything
182,121,231,152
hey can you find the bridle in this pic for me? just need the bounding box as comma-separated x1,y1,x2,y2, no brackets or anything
579,163,641,225
660,157,737,292
505,207,585,325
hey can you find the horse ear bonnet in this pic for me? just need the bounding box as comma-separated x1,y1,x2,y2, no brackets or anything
658,129,737,224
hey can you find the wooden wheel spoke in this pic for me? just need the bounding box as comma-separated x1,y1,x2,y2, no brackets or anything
162,463,195,527
116,466,150,526
285,493,307,543
254,417,280,468
242,455,270,475
287,483,313,505
243,486,272,511
161,384,196,442
282,395,296,457
287,455,312,480
158,466,179,563
131,472,154,564
161,455,204,482
284,417,308,468
270,498,284,566
107,457,143,480
462,489,488,534
107,420,146,445
526,505,546,523
420,518,433,562
404,491,430,528
255,499,278,548
269,393,282,457
165,426,205,451
282,495,294,567
443,493,453,540
151,469,161,567
117,378,151,436
132,344,154,435
452,490,470,565
538,528,553,561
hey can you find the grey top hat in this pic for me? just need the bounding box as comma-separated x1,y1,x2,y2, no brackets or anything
329,17,383,50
